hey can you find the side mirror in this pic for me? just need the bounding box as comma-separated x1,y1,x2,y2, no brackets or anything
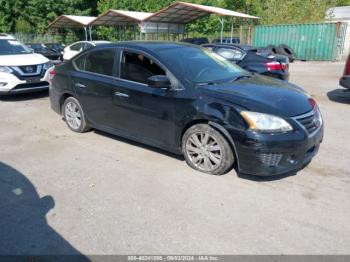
147,75,171,88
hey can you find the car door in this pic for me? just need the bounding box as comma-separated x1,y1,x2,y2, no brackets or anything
71,48,117,128
110,49,176,147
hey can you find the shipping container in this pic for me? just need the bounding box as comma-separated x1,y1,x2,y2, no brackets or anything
253,22,347,61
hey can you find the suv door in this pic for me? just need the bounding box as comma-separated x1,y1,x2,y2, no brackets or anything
71,48,117,128
110,49,176,147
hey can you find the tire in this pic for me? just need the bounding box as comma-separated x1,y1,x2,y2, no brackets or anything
182,124,234,176
62,97,90,133
266,45,279,55
278,44,297,62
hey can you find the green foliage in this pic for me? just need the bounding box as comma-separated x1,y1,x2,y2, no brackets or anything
0,0,350,42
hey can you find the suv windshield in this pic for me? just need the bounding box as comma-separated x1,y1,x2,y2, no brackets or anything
0,39,31,55
157,46,246,84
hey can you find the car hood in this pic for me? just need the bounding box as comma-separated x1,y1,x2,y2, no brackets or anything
201,75,312,117
0,53,49,66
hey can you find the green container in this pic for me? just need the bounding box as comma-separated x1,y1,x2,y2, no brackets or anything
253,23,344,61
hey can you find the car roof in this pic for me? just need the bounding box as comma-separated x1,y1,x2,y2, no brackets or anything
93,41,199,52
0,34,15,40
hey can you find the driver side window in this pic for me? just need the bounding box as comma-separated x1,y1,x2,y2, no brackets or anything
120,51,166,84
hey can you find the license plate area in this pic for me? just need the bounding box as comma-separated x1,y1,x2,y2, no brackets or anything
26,77,41,84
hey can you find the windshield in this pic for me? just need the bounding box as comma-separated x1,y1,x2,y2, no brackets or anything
157,46,247,83
0,39,31,55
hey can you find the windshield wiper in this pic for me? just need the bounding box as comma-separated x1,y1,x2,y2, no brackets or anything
231,74,252,82
197,82,217,86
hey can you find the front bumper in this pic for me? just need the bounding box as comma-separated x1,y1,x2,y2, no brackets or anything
340,76,350,89
0,67,53,95
227,124,324,176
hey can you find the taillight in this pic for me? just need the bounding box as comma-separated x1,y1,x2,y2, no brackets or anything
344,55,350,76
48,69,56,83
265,61,283,71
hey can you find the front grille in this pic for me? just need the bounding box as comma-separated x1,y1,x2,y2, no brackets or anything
10,64,44,79
259,153,283,167
18,65,38,74
295,110,322,134
13,81,49,90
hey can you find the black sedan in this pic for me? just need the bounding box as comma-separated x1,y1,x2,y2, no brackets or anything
45,43,65,54
50,42,323,177
27,43,62,61
203,43,289,81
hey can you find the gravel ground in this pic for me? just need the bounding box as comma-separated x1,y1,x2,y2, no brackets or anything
0,61,349,255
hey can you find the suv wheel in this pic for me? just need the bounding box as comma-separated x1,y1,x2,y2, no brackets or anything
182,124,234,175
62,97,90,133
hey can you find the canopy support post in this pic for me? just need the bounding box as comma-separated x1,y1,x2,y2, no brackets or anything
220,17,225,43
230,19,234,43
89,26,92,41
84,27,88,41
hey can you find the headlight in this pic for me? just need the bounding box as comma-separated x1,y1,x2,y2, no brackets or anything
240,111,293,132
0,66,13,74
43,61,54,70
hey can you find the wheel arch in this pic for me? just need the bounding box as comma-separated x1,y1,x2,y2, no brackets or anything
180,119,240,171
59,92,75,114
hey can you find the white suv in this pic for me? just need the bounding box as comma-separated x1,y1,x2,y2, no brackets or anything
0,34,54,95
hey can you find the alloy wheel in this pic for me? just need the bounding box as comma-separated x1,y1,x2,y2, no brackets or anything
185,131,223,172
65,102,82,130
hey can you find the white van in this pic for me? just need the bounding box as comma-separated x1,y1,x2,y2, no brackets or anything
0,34,54,95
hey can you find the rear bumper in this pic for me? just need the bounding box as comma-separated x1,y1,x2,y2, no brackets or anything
340,76,350,89
262,71,289,81
227,124,323,177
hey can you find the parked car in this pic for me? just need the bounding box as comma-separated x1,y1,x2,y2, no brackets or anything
203,43,289,81
180,37,209,45
26,43,62,61
50,42,323,177
45,43,65,54
340,54,350,89
212,37,240,44
0,34,54,95
63,41,111,60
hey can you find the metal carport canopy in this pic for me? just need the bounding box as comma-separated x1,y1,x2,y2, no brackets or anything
143,1,259,24
142,1,259,42
90,10,153,26
48,15,96,41
48,15,96,28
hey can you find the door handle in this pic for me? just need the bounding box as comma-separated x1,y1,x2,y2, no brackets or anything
75,83,86,88
114,92,129,98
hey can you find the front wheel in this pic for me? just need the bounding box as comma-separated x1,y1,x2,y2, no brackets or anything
182,124,234,176
62,97,90,133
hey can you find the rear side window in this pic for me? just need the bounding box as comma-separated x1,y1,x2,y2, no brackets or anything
216,47,245,60
74,54,87,70
70,43,83,51
84,49,116,76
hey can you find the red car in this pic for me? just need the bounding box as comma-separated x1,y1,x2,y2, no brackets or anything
340,54,350,89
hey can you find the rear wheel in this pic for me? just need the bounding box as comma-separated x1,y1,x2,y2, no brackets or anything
182,124,234,176
62,97,90,133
